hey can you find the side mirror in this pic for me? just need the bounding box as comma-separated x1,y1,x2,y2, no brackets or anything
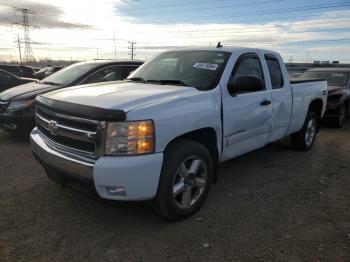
228,76,264,94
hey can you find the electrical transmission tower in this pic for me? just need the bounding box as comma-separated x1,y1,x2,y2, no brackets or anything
13,7,38,62
128,41,136,60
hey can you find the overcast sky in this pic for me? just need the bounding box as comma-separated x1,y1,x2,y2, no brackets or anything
0,0,349,63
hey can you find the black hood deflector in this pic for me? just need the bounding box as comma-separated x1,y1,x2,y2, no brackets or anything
36,95,126,121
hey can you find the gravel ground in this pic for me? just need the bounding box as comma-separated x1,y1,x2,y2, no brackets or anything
1,123,350,262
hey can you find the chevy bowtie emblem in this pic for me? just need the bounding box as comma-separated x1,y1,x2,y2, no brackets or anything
48,120,58,135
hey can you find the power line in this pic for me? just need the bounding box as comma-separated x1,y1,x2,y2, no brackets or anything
160,26,350,39
124,0,285,15
132,10,349,31
134,38,350,49
121,0,229,11
132,2,350,24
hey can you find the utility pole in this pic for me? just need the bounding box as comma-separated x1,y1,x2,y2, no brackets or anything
128,41,136,60
113,29,117,60
16,35,22,64
306,51,311,64
13,7,38,63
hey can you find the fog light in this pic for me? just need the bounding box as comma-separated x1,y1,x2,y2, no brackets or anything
106,186,126,196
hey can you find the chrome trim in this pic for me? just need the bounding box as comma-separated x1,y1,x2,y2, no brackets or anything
38,129,96,159
36,112,97,143
95,121,107,156
36,105,106,158
31,129,94,180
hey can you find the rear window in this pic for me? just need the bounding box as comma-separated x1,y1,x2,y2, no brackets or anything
265,55,284,89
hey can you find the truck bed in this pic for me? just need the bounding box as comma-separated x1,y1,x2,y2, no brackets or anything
287,79,328,135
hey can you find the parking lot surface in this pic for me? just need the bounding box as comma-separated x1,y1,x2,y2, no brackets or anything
1,123,350,262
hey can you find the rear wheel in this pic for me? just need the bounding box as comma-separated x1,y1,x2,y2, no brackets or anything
291,111,318,151
155,139,213,221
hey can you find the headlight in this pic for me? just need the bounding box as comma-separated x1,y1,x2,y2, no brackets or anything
6,100,35,111
105,120,155,155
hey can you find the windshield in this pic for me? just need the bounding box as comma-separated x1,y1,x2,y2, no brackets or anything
128,50,231,90
40,62,97,86
299,71,349,86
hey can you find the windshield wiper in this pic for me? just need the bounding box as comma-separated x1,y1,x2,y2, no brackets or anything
40,81,61,86
147,79,188,86
127,77,147,83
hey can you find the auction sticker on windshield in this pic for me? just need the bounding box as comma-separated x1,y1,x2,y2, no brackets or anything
193,63,219,71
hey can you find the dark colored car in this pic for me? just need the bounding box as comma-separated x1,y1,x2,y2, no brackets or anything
298,68,350,127
0,60,143,130
0,65,36,78
33,66,64,80
0,69,37,92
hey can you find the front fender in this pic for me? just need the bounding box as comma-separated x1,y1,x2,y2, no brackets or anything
126,88,222,154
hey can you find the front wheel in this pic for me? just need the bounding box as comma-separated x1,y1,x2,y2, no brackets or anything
291,111,319,151
155,139,213,221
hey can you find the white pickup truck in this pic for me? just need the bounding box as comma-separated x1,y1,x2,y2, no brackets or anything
30,47,327,220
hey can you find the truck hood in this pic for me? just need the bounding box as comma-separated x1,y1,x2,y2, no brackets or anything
43,81,200,112
0,82,61,101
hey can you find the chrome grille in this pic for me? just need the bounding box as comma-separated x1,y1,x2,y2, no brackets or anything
36,105,106,159
0,100,8,113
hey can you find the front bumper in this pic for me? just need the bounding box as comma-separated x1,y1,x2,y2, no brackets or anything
30,128,164,201
0,109,35,129
30,129,94,180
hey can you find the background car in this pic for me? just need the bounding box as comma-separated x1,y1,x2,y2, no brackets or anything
0,65,37,78
298,68,350,128
287,67,308,79
0,60,143,131
0,69,37,92
33,66,64,80
43,66,64,78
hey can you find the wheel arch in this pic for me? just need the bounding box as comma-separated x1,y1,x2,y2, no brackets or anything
308,99,323,130
163,127,220,182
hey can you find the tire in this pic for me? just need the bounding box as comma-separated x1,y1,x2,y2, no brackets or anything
291,111,318,151
155,139,213,221
332,104,346,128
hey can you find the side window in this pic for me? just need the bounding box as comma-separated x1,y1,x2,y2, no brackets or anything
0,71,13,80
228,53,265,94
265,55,284,89
122,66,139,79
85,66,122,84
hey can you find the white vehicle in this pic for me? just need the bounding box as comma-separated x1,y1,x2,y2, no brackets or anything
30,48,327,220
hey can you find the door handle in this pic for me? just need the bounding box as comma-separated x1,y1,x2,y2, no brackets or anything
260,99,272,106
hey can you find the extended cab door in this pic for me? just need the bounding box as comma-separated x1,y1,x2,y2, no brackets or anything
261,52,292,142
221,52,273,161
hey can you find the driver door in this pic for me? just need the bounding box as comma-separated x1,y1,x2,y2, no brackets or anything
221,53,273,161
